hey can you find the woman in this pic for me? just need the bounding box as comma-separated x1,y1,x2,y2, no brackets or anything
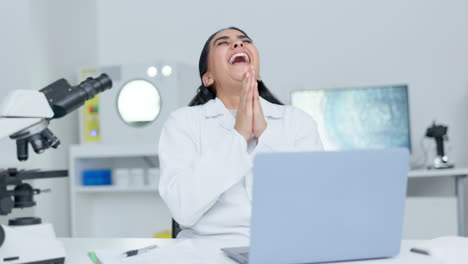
159,27,323,241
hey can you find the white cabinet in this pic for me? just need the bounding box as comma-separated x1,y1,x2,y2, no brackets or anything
69,144,171,238
406,168,468,237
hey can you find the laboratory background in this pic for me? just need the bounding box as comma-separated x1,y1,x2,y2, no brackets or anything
1,0,468,242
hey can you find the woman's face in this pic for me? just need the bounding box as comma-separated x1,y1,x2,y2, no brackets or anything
206,29,260,89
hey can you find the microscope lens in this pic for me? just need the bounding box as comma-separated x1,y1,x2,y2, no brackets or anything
16,139,28,161
41,128,60,148
29,134,47,154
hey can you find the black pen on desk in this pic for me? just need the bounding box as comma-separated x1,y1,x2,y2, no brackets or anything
121,244,158,257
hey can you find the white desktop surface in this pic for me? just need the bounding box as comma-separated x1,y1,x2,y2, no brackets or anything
60,238,439,264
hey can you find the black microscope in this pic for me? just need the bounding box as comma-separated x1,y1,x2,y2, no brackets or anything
426,122,454,169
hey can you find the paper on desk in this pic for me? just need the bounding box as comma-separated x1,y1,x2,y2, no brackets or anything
411,236,468,264
89,239,236,264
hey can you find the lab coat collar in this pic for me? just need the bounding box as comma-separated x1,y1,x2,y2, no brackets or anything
204,97,284,119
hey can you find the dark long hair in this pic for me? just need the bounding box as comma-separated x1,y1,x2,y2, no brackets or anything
188,27,283,106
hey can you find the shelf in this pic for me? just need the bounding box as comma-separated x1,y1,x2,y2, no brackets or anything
75,186,159,193
409,168,468,178
70,143,158,158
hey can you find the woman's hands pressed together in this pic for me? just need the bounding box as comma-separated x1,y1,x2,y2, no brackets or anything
234,66,267,142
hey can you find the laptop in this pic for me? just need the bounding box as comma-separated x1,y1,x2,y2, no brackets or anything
222,149,409,264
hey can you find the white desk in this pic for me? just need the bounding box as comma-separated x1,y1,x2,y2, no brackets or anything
61,238,438,264
409,168,468,236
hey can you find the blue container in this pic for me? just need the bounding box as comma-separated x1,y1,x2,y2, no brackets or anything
82,169,112,186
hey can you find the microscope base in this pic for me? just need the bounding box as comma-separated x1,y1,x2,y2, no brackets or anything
0,223,65,264
428,155,455,170
428,164,455,170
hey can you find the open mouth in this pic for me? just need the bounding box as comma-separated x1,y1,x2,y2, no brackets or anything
228,52,250,65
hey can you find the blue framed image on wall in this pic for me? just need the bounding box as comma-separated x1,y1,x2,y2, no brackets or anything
291,84,411,151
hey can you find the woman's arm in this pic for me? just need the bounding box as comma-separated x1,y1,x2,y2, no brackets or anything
158,108,252,227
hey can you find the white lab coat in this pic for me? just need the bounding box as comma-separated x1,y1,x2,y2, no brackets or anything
158,97,323,241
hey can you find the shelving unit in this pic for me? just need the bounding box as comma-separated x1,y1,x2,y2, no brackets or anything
408,168,468,236
75,186,159,193
69,143,466,239
69,144,171,238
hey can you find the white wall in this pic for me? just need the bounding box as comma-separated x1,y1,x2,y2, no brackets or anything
96,0,468,238
96,0,468,166
27,0,98,237
0,2,32,160
0,1,36,224
0,0,97,236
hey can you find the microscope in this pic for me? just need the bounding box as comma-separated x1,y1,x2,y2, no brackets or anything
0,74,112,264
426,122,454,169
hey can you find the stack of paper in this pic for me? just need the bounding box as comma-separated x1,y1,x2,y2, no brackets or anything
88,239,234,264
411,236,468,264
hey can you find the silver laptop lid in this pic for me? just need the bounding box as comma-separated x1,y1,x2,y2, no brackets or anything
249,149,409,264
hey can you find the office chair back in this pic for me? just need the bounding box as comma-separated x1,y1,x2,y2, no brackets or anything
172,219,182,238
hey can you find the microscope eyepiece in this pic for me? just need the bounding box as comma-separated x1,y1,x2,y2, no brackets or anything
10,73,113,161
40,73,113,119
79,73,113,100
92,73,113,94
